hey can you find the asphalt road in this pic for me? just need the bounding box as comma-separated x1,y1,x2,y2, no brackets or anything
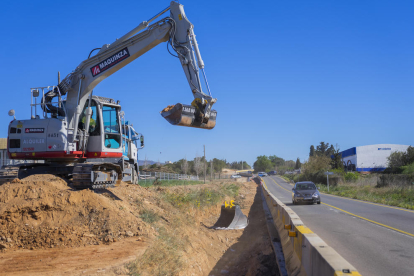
262,175,414,276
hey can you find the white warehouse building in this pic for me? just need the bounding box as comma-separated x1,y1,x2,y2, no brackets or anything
339,144,411,172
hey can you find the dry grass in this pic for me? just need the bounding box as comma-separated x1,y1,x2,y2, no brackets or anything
163,183,240,209
139,209,160,224
317,175,414,210
126,182,242,276
127,226,185,276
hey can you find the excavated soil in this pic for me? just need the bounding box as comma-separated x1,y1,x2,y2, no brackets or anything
161,105,175,113
0,175,277,276
0,175,155,251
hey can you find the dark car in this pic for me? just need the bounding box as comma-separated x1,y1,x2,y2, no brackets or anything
268,170,277,175
292,181,321,205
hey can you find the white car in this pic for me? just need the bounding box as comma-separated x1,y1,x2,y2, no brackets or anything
231,174,241,179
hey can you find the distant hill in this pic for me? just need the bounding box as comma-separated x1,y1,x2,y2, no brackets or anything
138,160,164,166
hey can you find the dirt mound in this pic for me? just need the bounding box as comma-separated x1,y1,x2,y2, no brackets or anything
0,177,277,275
161,105,175,112
222,168,237,174
0,175,155,251
142,165,177,173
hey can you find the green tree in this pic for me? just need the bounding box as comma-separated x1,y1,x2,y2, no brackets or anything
302,155,331,176
242,161,251,170
269,155,285,167
388,151,406,168
387,146,414,169
253,155,273,172
285,160,295,169
309,145,315,157
330,146,344,170
327,145,335,157
295,158,301,169
212,158,226,173
316,142,330,156
228,161,251,170
403,146,414,165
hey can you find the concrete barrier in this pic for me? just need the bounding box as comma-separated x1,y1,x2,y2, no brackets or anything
260,177,362,276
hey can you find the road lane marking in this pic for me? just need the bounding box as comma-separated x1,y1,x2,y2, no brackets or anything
266,177,296,193
272,176,414,214
322,203,414,238
265,177,414,238
319,192,414,213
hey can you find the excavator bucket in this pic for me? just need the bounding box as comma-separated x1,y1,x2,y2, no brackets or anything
212,205,249,230
160,103,217,130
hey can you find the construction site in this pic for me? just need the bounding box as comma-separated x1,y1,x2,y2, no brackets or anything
3,0,411,275
0,174,277,276
0,2,280,274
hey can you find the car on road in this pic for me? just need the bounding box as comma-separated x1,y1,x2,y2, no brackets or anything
268,170,277,175
258,172,268,177
231,174,241,179
292,181,321,205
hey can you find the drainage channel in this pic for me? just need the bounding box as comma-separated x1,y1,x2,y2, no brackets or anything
261,188,288,276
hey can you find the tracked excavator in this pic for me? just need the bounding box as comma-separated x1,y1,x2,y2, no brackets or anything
0,1,217,189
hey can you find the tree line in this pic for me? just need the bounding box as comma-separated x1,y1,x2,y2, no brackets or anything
253,155,301,173
253,142,343,184
309,142,343,170
140,157,251,177
386,146,414,174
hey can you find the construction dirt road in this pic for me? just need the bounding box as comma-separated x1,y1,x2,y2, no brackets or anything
0,175,277,276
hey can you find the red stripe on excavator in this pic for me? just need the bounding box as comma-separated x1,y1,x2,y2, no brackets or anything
9,151,122,159
8,151,81,159
8,151,122,159
85,152,123,158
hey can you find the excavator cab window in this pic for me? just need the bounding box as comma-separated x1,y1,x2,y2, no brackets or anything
122,125,131,157
79,100,100,136
102,105,121,149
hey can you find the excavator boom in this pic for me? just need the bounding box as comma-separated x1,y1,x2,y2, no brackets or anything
2,2,217,190
55,1,216,134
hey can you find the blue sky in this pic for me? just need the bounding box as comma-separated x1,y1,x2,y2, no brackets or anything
0,0,413,166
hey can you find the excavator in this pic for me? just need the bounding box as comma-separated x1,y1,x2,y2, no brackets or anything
0,1,217,189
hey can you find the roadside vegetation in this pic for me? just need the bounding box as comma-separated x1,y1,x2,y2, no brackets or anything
163,183,240,209
275,142,414,210
139,158,251,177
253,155,300,173
316,175,414,210
139,179,203,188
127,181,241,275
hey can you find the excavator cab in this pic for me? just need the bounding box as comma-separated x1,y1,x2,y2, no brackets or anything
161,103,217,130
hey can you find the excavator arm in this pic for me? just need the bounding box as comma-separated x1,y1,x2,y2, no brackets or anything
54,1,216,141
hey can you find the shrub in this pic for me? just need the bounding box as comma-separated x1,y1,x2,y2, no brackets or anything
220,183,240,197
376,174,414,188
402,162,414,174
140,209,160,224
344,172,359,182
128,227,183,275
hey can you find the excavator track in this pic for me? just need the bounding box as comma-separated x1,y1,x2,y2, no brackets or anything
72,163,121,190
0,166,20,185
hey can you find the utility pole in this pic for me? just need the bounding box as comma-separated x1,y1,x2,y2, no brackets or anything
325,171,333,192
241,160,243,170
327,173,329,192
210,160,213,181
203,145,206,184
